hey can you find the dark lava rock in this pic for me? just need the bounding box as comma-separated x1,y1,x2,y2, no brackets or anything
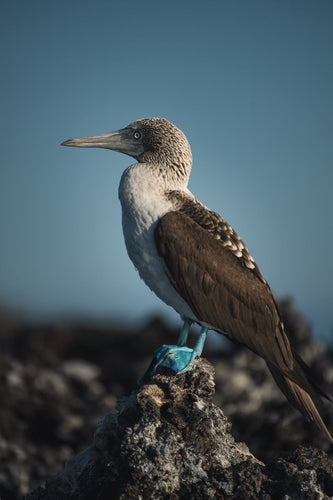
23,359,333,499
0,299,332,498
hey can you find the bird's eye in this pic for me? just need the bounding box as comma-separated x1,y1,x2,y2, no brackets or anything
133,131,142,140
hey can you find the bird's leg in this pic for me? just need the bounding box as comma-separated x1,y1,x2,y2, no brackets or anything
177,318,193,346
176,326,208,373
193,326,207,356
138,321,208,383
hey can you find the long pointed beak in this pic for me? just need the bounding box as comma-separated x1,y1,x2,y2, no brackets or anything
61,128,144,158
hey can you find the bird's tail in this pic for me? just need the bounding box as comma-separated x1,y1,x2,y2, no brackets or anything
268,362,333,444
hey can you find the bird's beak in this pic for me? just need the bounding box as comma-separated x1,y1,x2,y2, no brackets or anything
61,128,144,158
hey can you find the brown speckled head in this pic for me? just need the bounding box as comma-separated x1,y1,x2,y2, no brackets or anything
128,118,192,168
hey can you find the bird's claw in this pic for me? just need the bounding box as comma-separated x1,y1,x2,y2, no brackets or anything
153,344,197,373
138,325,207,384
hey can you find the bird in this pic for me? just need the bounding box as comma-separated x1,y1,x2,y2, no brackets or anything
62,117,332,443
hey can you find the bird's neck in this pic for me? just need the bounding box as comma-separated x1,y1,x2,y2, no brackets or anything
120,161,191,196
118,161,191,233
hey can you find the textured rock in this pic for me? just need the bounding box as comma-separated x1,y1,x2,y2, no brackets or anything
24,359,333,500
0,301,332,498
24,360,257,499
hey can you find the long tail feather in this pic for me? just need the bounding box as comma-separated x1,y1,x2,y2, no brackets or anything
268,364,333,444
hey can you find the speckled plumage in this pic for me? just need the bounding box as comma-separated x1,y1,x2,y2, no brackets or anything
167,190,259,274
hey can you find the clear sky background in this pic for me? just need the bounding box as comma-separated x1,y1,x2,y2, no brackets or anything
1,1,332,340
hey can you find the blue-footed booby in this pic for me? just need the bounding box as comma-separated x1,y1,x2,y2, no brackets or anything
62,117,332,443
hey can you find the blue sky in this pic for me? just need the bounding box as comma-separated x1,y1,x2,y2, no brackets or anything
1,1,332,339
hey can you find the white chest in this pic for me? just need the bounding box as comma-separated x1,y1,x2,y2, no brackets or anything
118,164,196,320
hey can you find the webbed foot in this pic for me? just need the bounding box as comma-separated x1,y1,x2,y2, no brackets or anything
138,325,208,383
154,344,198,373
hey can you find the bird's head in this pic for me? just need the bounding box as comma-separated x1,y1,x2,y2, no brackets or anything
62,118,192,174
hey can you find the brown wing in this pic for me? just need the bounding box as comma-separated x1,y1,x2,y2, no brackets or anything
155,211,314,387
166,190,265,278
155,209,332,442
155,211,293,366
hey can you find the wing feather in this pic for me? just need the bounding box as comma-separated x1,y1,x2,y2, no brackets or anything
155,209,332,440
155,211,307,386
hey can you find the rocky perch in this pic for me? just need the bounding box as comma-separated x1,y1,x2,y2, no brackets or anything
24,359,333,499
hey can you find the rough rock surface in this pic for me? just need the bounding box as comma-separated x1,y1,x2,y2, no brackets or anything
0,299,332,498
24,359,333,500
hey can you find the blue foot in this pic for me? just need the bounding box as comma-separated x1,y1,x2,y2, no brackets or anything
138,322,208,383
154,344,197,373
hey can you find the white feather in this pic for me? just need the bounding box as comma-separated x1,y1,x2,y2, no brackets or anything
118,162,197,321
